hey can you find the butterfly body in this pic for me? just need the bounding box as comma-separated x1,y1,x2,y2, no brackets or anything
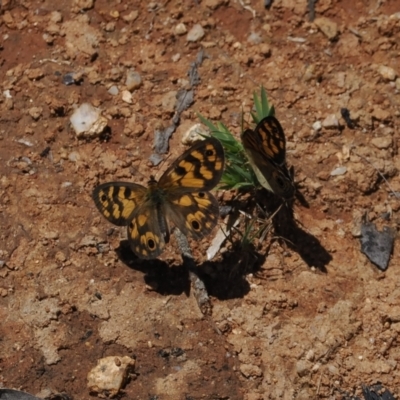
93,138,224,259
241,116,295,199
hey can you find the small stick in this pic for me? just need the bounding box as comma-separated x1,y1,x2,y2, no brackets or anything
308,0,316,22
174,229,212,315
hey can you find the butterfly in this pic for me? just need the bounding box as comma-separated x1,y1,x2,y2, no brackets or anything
92,138,225,259
241,115,295,199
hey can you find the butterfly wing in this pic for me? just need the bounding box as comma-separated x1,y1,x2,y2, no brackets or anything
92,182,147,226
158,137,224,193
93,182,167,259
127,202,167,259
242,116,295,199
163,191,220,239
158,138,224,238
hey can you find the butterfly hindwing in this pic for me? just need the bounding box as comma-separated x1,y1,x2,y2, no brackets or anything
127,203,167,259
165,191,220,239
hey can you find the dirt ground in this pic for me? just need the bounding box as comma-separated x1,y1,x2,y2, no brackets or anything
1,0,400,399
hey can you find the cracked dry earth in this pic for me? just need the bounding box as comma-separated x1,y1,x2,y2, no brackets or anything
1,0,400,399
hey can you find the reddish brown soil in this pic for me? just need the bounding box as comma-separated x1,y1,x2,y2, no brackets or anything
1,0,400,399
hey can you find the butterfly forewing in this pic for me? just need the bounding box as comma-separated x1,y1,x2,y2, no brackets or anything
158,138,225,193
92,182,147,226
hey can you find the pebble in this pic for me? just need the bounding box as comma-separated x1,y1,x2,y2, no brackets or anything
63,73,77,86
186,24,205,42
312,121,322,131
371,136,393,149
74,0,94,10
121,90,133,104
247,32,262,44
171,53,181,62
181,123,208,145
108,85,119,96
161,90,177,112
378,65,397,81
68,152,81,162
28,107,43,120
322,114,339,128
3,90,12,98
70,103,108,138
17,138,33,147
87,356,135,397
372,107,390,121
259,43,271,57
122,10,138,22
125,70,142,91
330,166,347,176
174,22,187,35
314,17,338,40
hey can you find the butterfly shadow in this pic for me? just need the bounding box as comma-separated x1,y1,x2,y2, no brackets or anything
196,248,262,301
116,240,192,296
115,238,254,302
267,192,332,272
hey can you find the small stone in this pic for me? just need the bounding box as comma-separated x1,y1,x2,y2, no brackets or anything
371,136,393,149
55,251,67,262
161,91,177,112
121,90,133,104
26,68,44,80
70,103,108,138
125,70,142,91
296,360,311,377
312,121,322,131
171,53,181,62
259,43,271,57
50,11,63,23
110,10,119,19
124,115,144,137
174,22,187,35
108,85,119,96
73,0,94,10
186,24,205,42
303,64,319,82
330,166,347,176
396,78,400,90
44,231,59,240
378,65,397,81
87,356,135,397
122,10,138,22
247,32,262,44
104,22,115,32
42,33,54,44
239,364,263,378
68,151,81,162
181,123,209,145
28,107,43,120
314,17,338,40
322,114,339,128
204,0,226,9
372,107,390,121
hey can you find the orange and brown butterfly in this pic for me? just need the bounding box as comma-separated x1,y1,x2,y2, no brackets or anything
241,115,295,199
92,138,225,259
